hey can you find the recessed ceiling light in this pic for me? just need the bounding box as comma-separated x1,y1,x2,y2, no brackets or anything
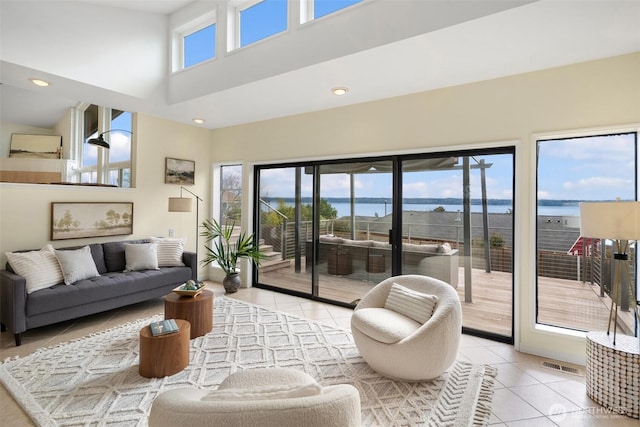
192,118,205,124
332,87,348,96
30,78,50,87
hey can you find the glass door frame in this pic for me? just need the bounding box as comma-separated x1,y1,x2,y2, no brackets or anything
253,147,515,343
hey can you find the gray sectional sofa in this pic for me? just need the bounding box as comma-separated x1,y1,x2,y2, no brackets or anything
307,236,459,287
1,239,196,346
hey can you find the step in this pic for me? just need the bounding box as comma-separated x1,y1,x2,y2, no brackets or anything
259,258,291,272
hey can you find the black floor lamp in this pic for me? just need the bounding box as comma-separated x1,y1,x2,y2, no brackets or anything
168,186,203,269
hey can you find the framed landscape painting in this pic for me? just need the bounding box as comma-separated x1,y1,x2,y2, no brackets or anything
51,202,133,240
165,157,195,185
10,134,62,159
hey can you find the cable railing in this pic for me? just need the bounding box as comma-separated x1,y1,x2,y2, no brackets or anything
259,199,288,260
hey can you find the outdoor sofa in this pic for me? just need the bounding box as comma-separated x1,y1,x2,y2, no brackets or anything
307,235,459,287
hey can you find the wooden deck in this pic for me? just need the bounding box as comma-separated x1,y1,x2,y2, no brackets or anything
258,262,637,338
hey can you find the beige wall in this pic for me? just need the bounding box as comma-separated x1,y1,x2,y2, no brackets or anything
0,113,211,279
210,53,640,364
211,53,639,162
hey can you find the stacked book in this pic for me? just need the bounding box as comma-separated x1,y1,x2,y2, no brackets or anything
149,319,179,336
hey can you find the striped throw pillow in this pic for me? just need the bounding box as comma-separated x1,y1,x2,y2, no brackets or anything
384,283,438,324
6,245,64,294
150,237,185,267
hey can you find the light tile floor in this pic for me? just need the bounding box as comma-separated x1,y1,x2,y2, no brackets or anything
0,283,637,426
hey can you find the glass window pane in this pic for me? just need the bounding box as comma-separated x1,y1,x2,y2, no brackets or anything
536,133,637,333
314,0,362,19
109,111,132,165
184,23,216,68
257,166,314,294
83,105,98,169
221,164,243,225
402,154,514,338
240,0,287,47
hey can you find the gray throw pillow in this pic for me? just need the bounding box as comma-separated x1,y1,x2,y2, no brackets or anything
124,243,159,272
54,246,100,285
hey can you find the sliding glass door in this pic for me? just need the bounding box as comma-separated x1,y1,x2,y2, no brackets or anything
255,166,314,295
316,161,394,303
399,153,514,338
255,148,514,341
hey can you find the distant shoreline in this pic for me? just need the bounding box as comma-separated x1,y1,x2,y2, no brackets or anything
261,197,601,206
261,197,596,218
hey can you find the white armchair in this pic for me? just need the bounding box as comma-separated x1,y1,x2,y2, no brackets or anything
351,275,462,381
148,367,361,427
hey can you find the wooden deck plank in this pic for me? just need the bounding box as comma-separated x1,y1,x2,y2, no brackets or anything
258,262,636,339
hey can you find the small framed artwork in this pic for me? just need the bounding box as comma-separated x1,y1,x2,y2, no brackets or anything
10,134,62,159
51,202,133,240
165,157,195,185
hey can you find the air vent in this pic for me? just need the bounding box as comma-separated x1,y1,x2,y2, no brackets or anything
541,361,582,376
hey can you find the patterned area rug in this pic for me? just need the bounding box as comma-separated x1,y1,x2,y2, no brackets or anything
1,296,496,426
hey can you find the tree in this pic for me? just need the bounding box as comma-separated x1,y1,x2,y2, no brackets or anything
56,209,75,231
105,209,121,226
261,198,337,226
222,168,242,221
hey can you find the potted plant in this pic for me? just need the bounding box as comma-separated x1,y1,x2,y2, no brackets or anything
200,218,267,293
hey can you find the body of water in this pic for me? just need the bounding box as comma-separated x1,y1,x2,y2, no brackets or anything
330,202,579,218
262,198,581,218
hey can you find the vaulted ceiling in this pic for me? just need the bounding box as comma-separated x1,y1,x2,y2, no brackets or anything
1,0,639,130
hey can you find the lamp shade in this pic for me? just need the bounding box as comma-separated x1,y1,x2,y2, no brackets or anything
579,201,640,240
168,197,193,212
87,135,110,149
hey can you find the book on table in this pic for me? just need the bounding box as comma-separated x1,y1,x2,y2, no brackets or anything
149,319,179,336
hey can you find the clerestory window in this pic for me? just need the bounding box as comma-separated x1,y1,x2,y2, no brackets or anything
184,23,216,68
308,0,364,21
236,0,288,48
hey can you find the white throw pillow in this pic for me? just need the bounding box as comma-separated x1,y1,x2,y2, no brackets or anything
384,283,438,324
124,243,159,272
5,245,64,294
149,237,185,267
201,382,322,402
54,246,100,285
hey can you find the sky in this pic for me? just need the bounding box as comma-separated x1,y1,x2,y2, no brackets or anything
258,133,637,202
183,0,364,66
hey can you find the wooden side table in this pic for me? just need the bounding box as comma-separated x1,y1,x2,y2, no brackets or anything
328,250,352,275
164,289,214,339
139,319,190,378
367,253,385,273
586,331,639,419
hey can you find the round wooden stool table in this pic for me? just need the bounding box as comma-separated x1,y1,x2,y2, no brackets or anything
164,289,214,339
367,254,385,273
139,319,190,378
